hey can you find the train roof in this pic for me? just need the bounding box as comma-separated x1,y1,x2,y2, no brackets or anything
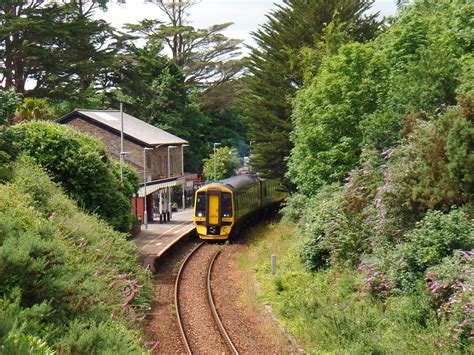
211,174,261,191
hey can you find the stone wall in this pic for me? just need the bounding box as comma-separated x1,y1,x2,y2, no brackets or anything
66,117,183,182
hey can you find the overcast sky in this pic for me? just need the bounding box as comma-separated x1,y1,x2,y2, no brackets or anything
97,0,398,49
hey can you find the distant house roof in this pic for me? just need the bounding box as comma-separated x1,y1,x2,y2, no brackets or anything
58,110,188,147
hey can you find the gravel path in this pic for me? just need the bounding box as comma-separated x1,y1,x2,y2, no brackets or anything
178,243,230,353
212,242,296,353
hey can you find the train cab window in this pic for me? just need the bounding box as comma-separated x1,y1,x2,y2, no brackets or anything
195,192,206,217
221,192,233,217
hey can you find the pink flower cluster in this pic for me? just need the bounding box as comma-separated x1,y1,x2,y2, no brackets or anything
359,263,391,299
108,272,147,323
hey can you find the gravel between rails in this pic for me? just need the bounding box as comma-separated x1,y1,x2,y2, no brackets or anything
178,243,230,353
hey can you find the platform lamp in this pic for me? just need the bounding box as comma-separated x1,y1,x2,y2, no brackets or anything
167,145,177,218
143,147,154,229
181,144,190,210
213,142,221,181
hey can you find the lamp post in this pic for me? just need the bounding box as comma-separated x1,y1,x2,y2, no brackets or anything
143,147,154,229
213,142,221,181
181,144,189,210
119,102,124,181
120,151,130,181
167,145,177,218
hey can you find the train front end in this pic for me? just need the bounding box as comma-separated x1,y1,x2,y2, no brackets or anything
193,184,234,240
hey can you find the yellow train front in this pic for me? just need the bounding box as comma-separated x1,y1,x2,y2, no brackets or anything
193,174,286,240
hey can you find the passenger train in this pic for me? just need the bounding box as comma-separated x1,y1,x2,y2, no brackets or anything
193,174,287,240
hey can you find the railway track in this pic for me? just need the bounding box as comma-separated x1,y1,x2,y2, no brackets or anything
175,242,239,354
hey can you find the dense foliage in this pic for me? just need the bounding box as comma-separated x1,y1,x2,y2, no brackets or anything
240,223,468,353
243,0,380,181
1,0,247,174
5,122,138,232
261,0,474,352
288,0,473,193
0,158,152,353
0,0,113,102
0,90,21,125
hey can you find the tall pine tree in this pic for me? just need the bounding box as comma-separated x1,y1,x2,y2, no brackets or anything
242,0,380,181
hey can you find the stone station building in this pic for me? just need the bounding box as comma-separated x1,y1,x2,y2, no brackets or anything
58,109,189,224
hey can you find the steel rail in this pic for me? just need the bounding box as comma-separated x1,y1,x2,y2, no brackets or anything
175,241,205,355
207,249,239,355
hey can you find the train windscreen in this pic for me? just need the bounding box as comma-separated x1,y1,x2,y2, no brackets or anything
195,192,206,217
221,192,232,217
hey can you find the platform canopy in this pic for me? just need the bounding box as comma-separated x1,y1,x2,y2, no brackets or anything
137,177,185,197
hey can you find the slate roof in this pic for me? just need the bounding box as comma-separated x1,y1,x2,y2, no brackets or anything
58,110,188,147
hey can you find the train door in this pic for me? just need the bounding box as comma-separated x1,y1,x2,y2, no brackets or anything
207,191,220,225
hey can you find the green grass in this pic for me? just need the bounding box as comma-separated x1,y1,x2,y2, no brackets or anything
235,222,460,354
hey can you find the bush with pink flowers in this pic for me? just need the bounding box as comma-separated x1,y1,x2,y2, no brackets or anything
0,158,153,352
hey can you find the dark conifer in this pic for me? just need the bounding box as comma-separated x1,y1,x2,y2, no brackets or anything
243,0,380,181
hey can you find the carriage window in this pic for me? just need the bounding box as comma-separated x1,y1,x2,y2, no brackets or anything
222,192,232,217
195,192,206,217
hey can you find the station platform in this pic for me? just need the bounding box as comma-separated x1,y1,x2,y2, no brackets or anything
134,209,195,271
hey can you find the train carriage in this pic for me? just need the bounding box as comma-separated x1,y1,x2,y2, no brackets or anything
194,174,286,240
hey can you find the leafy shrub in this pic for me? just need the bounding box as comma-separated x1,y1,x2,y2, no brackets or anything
380,209,473,292
59,320,145,354
0,159,151,352
296,149,387,271
425,251,473,349
373,108,474,240
0,128,19,182
446,97,474,197
5,122,138,231
14,97,55,122
342,148,383,239
280,193,309,223
2,333,55,355
298,185,366,270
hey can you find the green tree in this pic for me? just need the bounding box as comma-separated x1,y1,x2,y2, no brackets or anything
200,79,247,153
287,42,380,194
134,1,244,92
110,35,210,172
288,0,474,194
31,1,115,105
202,146,240,181
242,0,380,181
0,89,21,125
0,0,115,105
